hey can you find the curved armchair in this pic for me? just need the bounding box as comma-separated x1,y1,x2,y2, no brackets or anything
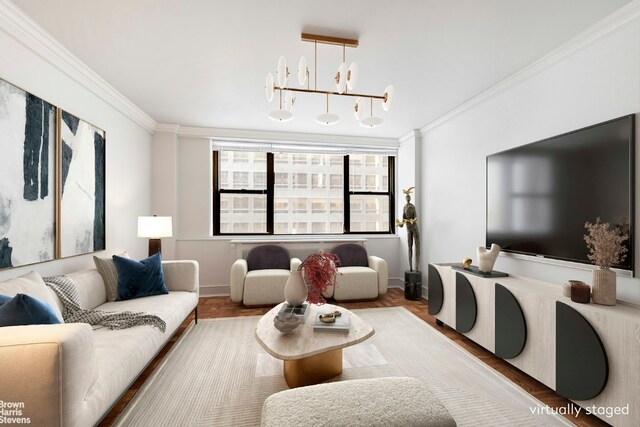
326,243,388,301
230,245,300,306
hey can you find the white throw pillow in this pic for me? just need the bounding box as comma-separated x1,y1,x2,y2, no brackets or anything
0,271,64,322
94,251,129,301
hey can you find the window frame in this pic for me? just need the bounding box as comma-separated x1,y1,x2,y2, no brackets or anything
212,151,395,235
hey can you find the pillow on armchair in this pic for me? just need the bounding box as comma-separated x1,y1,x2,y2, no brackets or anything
246,245,291,271
331,243,369,267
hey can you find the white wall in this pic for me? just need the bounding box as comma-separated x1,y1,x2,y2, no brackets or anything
152,129,404,295
421,13,640,303
0,11,152,281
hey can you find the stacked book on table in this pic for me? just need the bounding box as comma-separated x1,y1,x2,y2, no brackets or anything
313,311,350,333
277,303,310,323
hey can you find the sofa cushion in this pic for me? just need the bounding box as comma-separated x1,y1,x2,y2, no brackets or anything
114,253,168,301
246,245,290,271
66,269,107,310
331,243,368,267
332,266,378,301
0,293,62,327
243,269,289,305
0,271,63,322
94,251,129,302
86,292,198,411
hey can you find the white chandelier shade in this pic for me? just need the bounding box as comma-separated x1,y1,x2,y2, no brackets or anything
336,62,348,94
316,112,340,125
383,85,395,112
265,73,275,102
276,56,288,89
354,97,364,121
268,109,294,122
360,116,383,128
347,62,358,90
297,56,308,86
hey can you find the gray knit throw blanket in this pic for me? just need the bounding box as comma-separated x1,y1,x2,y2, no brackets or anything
44,275,166,332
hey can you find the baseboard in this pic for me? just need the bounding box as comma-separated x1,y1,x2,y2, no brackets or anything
199,284,230,297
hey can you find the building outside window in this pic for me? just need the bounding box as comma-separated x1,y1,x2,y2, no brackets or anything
213,147,394,235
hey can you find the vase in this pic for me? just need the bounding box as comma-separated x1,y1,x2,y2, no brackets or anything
592,268,616,305
284,270,307,306
477,244,501,273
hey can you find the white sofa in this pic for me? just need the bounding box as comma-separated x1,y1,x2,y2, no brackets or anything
0,260,199,427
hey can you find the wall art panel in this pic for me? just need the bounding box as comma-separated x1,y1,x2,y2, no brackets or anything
0,78,56,269
59,110,105,257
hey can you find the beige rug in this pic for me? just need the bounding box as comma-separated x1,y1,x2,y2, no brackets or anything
115,307,572,427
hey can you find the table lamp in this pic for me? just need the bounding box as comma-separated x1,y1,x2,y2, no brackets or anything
138,216,172,256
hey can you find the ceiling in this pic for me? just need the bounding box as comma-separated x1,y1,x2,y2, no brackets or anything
13,0,631,139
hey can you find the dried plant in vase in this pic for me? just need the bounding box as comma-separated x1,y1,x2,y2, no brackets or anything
299,251,341,305
583,218,629,305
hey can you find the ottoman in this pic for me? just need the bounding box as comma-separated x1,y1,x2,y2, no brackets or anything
261,377,456,427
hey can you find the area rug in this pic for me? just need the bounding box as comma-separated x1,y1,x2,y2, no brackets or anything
114,307,571,426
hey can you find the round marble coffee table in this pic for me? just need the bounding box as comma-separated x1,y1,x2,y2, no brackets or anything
255,302,375,388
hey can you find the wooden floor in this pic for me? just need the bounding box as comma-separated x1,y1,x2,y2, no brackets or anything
99,288,608,426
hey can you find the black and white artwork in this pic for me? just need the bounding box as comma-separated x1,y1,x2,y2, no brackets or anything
0,79,56,269
60,110,105,257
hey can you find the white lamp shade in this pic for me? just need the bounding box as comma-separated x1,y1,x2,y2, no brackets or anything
277,56,288,89
265,73,274,102
297,56,308,86
383,85,395,112
316,112,340,125
354,97,364,121
336,62,348,94
347,62,358,90
359,116,383,128
284,91,296,112
138,216,173,238
268,109,294,122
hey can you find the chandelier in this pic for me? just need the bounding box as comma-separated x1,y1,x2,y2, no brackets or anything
265,33,395,128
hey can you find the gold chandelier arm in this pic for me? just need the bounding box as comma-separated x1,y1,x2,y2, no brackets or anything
275,87,385,100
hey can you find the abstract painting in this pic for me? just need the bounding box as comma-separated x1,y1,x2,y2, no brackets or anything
59,110,105,257
0,78,56,269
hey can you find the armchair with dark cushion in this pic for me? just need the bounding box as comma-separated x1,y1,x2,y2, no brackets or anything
230,245,301,305
326,243,388,301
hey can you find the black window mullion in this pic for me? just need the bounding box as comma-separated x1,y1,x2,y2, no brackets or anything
213,151,220,235
267,153,274,234
388,156,395,233
343,155,350,233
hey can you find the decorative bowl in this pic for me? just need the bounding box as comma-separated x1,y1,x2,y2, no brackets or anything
273,313,301,333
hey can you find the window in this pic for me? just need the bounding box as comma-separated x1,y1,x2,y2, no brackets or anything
213,149,394,235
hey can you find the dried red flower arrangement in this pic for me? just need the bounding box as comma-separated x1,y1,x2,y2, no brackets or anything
299,251,341,304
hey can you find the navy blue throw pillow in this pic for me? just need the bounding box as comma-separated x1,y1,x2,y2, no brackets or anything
113,253,168,301
0,293,62,327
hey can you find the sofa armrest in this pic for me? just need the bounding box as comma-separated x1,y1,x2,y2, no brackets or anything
368,256,389,295
230,259,248,303
162,260,199,294
290,257,302,272
0,323,97,427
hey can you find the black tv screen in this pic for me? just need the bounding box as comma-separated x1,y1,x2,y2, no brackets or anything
486,115,635,270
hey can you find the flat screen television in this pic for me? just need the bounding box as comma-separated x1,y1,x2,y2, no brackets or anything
486,115,635,271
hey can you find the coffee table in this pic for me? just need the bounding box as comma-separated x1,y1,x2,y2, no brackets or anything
255,302,375,388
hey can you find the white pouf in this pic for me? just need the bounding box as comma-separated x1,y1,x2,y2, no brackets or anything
261,377,456,427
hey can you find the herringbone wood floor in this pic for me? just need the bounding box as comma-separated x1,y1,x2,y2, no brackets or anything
99,288,607,426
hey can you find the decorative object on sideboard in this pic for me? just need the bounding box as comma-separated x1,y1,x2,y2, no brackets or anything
138,216,173,257
264,33,394,128
569,280,591,303
284,270,307,307
273,311,301,334
462,258,472,269
298,251,341,305
584,218,629,306
562,283,572,298
477,244,501,273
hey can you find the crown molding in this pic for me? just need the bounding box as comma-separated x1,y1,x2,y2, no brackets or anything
419,0,640,136
176,125,400,148
0,0,157,133
399,129,420,144
155,123,180,133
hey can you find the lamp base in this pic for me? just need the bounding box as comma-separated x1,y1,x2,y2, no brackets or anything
148,239,162,257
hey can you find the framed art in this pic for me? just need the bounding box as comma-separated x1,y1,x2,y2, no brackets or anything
59,110,106,258
0,78,56,269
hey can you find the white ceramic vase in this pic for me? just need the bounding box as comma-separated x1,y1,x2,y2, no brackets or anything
477,244,501,273
592,268,616,305
284,270,307,306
